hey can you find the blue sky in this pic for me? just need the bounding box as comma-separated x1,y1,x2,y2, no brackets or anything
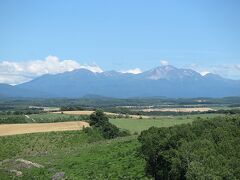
0,0,240,84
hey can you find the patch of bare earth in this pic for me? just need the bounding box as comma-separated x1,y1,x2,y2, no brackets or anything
0,121,89,136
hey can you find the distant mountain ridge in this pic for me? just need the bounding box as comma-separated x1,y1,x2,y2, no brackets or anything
139,65,203,80
1,65,240,98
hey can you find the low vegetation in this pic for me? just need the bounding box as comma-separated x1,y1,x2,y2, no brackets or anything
0,131,146,179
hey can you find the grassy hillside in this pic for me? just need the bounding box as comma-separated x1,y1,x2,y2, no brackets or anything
0,131,147,179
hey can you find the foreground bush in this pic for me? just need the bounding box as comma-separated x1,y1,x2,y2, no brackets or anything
138,115,240,179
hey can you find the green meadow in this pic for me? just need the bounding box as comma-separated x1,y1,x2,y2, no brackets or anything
110,113,224,133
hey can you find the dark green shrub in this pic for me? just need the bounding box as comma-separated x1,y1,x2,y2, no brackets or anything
89,110,108,127
88,110,127,139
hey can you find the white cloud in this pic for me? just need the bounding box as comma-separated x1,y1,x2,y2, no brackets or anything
160,60,169,66
121,68,142,74
0,74,32,85
80,64,103,74
0,56,103,85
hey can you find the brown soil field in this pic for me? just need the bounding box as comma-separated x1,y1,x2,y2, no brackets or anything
141,107,215,112
0,121,89,137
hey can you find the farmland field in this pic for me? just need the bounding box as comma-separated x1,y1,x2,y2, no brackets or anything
111,118,194,133
0,121,89,136
110,113,224,133
29,113,89,123
0,112,224,136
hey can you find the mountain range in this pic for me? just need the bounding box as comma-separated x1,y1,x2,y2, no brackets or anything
1,65,240,98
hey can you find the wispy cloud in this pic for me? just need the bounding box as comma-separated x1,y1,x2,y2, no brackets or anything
121,68,142,74
160,60,169,66
0,56,103,85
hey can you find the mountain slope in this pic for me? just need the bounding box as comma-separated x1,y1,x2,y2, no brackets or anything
3,65,239,98
139,65,202,80
0,83,51,98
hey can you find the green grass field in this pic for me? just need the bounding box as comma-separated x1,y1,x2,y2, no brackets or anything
110,113,224,133
110,118,193,133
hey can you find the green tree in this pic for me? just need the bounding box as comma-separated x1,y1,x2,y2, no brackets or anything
88,109,121,139
89,110,109,127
